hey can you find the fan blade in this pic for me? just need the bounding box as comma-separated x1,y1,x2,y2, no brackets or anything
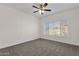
33,10,38,13
43,3,48,7
44,9,51,11
32,5,39,9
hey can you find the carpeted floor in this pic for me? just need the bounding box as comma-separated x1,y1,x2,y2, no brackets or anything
0,38,79,56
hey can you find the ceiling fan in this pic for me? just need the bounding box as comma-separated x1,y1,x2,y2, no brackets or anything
32,3,51,15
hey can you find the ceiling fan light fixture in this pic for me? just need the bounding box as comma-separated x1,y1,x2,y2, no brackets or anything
41,10,44,13
39,10,44,14
39,10,41,14
32,3,51,15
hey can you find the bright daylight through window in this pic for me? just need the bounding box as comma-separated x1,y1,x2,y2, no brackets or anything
44,20,68,37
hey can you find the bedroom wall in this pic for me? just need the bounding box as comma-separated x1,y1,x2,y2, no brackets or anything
0,5,39,49
40,7,79,46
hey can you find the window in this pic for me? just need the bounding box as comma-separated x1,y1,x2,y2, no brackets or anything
44,20,68,37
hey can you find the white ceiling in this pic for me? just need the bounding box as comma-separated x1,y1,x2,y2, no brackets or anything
1,3,79,18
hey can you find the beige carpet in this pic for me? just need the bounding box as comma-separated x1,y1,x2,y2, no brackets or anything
0,38,79,56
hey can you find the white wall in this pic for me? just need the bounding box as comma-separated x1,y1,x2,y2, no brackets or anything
0,5,79,49
0,5,39,49
40,7,79,46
